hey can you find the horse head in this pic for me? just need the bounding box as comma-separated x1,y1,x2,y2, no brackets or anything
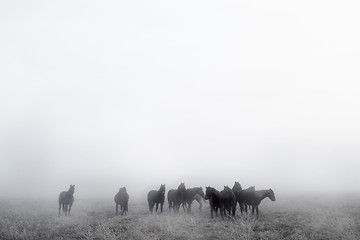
159,184,166,195
268,189,276,201
177,182,186,193
69,185,75,194
205,186,215,200
232,181,242,193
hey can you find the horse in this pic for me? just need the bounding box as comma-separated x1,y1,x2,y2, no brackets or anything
58,185,75,216
204,186,223,219
147,184,166,213
235,189,276,215
232,181,242,194
114,187,129,215
241,186,256,212
182,187,205,213
167,183,186,212
232,181,243,211
220,186,236,217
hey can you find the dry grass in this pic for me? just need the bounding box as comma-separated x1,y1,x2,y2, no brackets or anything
0,195,359,240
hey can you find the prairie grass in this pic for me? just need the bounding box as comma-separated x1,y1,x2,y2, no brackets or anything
0,195,359,239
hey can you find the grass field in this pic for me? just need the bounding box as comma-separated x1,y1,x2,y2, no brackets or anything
0,194,359,240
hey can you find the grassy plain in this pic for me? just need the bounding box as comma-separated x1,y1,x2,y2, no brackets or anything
0,194,359,240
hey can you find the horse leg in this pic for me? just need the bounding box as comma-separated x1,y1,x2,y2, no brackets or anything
68,204,72,216
59,202,61,215
256,206,259,215
210,207,214,218
151,202,155,213
251,205,255,215
198,200,202,212
160,203,164,213
187,202,192,213
116,204,119,215
148,201,153,213
124,203,128,214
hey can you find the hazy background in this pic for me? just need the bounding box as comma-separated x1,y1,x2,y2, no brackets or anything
1,0,359,201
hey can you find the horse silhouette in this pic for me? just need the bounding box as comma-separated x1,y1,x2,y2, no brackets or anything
167,183,186,212
235,189,276,215
232,181,242,194
242,186,256,212
220,186,236,217
232,182,257,213
147,184,166,213
114,187,129,215
182,187,205,213
58,185,75,216
204,186,223,219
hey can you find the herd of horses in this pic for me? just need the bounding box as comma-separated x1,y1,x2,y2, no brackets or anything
58,182,276,218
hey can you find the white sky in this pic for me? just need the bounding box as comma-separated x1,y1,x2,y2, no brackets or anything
1,0,360,199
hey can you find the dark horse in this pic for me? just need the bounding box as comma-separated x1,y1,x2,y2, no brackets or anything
182,187,205,213
167,183,186,212
220,186,236,217
58,185,75,216
147,184,166,213
114,187,129,215
232,181,242,194
204,186,223,219
235,189,276,215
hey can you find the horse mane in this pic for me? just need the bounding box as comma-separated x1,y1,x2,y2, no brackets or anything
244,186,255,191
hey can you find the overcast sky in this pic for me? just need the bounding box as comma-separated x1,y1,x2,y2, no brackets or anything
1,0,359,200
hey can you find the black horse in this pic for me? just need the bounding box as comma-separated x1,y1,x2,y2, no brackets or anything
147,184,166,213
242,186,256,212
204,186,223,219
220,186,236,217
235,189,276,215
232,181,242,194
114,187,129,215
58,185,75,216
232,182,256,213
167,183,186,212
182,187,205,213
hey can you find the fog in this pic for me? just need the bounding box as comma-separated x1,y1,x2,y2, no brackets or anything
1,1,359,201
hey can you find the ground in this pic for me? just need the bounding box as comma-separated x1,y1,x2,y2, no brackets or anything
0,195,359,239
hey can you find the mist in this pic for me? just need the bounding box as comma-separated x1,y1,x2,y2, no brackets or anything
1,0,360,202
